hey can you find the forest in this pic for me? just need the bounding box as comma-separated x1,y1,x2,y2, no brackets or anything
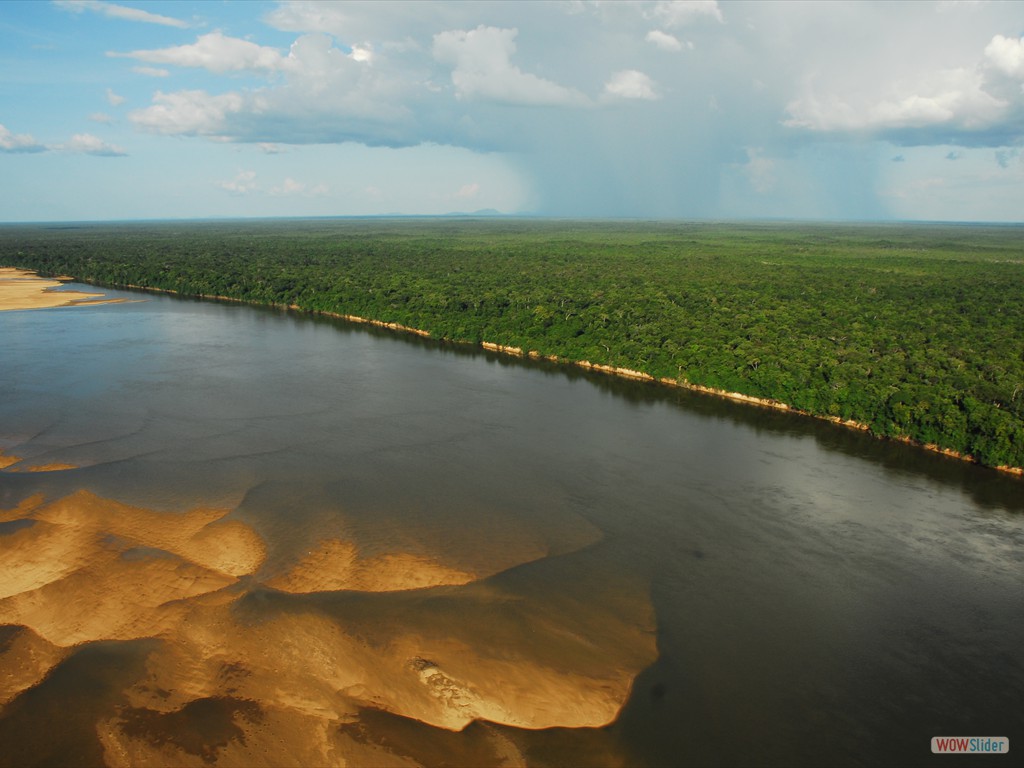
1,218,1022,470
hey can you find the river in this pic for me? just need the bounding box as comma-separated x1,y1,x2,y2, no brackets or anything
0,284,1021,767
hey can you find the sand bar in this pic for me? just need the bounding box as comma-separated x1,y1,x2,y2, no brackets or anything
0,267,125,311
0,487,656,765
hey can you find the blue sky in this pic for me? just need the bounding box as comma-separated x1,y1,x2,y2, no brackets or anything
1,0,1023,221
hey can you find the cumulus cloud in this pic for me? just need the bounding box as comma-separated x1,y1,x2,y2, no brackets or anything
121,14,673,150
646,30,687,51
264,0,356,39
0,124,46,153
88,112,113,123
218,170,327,196
58,133,126,156
603,70,659,101
433,26,589,107
130,90,244,137
785,66,1008,136
132,66,170,77
273,33,382,97
647,1,724,28
784,29,1024,148
1,125,124,155
985,34,1024,79
105,88,126,106
271,177,305,195
54,0,189,28
127,32,414,144
110,31,283,73
219,170,258,194
271,177,329,196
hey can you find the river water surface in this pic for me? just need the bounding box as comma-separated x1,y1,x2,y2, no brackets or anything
0,285,1022,767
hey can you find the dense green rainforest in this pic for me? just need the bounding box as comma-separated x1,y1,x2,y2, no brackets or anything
2,219,1022,470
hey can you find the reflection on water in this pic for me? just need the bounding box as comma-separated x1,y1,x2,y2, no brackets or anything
1,287,1023,767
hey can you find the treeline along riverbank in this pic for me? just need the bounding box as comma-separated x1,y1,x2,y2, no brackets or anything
2,218,1022,471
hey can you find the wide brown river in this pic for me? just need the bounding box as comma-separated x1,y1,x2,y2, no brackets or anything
1,285,1021,767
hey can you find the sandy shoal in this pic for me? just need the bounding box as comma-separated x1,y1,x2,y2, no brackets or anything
0,449,20,469
0,267,124,311
264,538,479,594
0,487,657,765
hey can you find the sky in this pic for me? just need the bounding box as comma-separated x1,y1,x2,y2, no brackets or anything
1,0,1023,222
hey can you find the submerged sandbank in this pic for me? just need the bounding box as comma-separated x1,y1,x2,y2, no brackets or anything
0,267,126,311
0,487,656,765
0,449,79,473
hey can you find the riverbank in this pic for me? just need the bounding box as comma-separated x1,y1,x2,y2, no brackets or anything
65,278,1024,478
0,268,125,311
493,343,1023,477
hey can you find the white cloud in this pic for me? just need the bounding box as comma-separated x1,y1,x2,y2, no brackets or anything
219,171,328,196
258,142,284,154
88,112,113,123
131,90,244,136
0,124,45,153
264,1,354,38
132,66,170,78
647,1,724,28
433,26,589,107
269,177,328,196
785,67,1006,133
59,133,126,156
219,170,258,194
127,32,412,143
646,30,686,51
275,33,371,93
271,177,306,195
55,0,189,29
350,45,373,63
455,182,480,198
603,70,659,101
1,125,124,156
111,31,284,73
105,88,125,106
985,34,1024,79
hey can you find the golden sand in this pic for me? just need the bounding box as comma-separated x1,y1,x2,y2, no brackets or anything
0,488,656,765
0,448,79,472
0,492,264,646
0,626,69,708
0,267,124,311
5,461,79,472
265,538,477,594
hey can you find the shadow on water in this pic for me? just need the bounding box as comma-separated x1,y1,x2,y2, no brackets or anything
0,639,159,768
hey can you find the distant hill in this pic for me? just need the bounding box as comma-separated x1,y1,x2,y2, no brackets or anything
441,208,506,217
